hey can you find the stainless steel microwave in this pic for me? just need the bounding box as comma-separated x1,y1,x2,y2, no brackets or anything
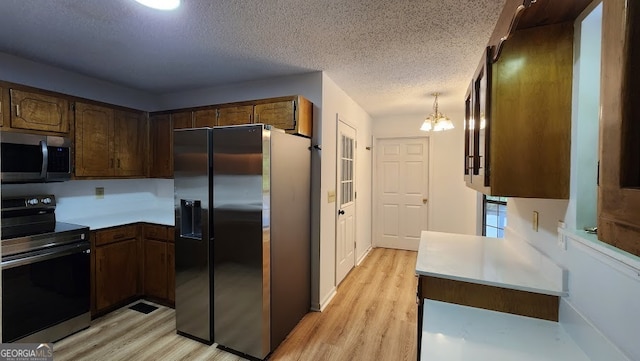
1,132,73,183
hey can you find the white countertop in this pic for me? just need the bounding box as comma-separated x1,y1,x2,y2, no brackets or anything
60,208,174,230
421,300,591,361
416,231,564,296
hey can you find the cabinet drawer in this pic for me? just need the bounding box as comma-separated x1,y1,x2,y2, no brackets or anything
144,224,168,241
96,225,138,246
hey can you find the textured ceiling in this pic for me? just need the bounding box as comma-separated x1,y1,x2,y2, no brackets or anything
0,0,505,117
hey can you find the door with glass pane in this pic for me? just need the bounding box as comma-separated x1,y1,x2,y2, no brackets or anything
336,120,356,286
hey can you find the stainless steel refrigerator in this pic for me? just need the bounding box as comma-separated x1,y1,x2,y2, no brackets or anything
174,124,311,359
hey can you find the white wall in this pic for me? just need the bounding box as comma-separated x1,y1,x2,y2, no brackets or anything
318,74,373,309
0,52,158,110
372,109,478,236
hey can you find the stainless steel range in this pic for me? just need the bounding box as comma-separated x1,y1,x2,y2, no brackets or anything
1,194,90,343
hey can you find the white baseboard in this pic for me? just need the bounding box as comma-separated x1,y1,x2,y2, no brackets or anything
560,299,631,361
311,287,337,312
356,246,372,266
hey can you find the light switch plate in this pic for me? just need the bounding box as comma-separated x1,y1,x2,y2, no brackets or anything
532,211,539,232
327,190,336,203
95,187,105,199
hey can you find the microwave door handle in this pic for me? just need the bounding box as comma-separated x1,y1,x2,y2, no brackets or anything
40,139,48,179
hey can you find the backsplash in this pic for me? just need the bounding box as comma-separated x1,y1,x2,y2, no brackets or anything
1,178,174,222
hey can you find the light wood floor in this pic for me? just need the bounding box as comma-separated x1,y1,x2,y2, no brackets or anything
54,248,418,361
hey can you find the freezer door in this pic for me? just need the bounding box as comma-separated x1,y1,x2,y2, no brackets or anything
174,128,213,344
212,124,270,358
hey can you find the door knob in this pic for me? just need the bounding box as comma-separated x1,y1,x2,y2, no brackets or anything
338,209,345,215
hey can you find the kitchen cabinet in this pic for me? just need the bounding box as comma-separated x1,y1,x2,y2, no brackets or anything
149,114,172,178
150,95,314,138
255,96,312,137
93,225,141,315
598,0,640,257
217,105,254,126
194,108,217,127
9,88,70,134
172,111,193,129
75,102,147,178
0,86,5,127
464,21,572,198
142,224,175,306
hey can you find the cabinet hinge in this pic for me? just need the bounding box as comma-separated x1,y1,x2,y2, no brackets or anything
355,191,357,199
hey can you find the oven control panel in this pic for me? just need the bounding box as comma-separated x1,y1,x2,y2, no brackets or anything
1,194,57,211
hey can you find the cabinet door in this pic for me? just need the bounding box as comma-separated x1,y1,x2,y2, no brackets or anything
75,102,115,177
114,110,146,177
150,114,172,178
217,105,253,126
598,0,640,257
95,239,138,311
144,239,168,300
255,100,295,130
194,109,217,127
172,111,193,129
0,86,4,127
10,89,70,133
167,242,175,305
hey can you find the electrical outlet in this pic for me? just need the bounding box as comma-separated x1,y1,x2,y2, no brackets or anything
95,187,105,199
558,234,567,250
532,211,539,232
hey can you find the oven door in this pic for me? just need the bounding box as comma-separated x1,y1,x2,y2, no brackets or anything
1,241,90,343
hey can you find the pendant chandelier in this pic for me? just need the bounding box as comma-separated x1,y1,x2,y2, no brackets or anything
420,92,454,132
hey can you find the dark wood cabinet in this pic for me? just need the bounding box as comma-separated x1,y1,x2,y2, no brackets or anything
172,111,193,129
598,0,640,257
75,102,114,177
9,88,70,134
149,113,172,178
217,105,253,126
93,225,140,314
194,108,217,127
464,22,572,199
142,224,175,306
75,102,147,178
255,96,313,137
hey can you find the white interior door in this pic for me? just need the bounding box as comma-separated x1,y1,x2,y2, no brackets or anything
375,137,429,250
336,120,356,285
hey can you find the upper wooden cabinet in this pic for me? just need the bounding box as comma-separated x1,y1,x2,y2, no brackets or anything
0,86,5,127
194,109,217,128
218,105,253,126
9,88,70,133
149,113,172,178
172,111,193,129
255,96,312,137
598,0,640,257
464,17,573,198
75,102,147,178
149,95,313,138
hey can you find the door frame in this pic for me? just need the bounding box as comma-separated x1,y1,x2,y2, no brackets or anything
335,115,358,286
372,135,431,248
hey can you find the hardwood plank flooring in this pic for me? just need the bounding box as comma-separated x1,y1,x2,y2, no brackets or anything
54,248,417,361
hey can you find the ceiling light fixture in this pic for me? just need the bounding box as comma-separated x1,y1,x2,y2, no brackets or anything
420,92,454,132
134,0,180,10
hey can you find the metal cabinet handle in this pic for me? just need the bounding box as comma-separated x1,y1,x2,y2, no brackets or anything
15,104,20,117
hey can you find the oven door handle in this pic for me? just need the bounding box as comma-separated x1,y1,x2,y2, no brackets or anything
1,242,90,270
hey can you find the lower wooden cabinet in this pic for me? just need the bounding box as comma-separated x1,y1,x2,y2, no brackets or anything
94,236,139,313
92,223,175,317
142,224,175,306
